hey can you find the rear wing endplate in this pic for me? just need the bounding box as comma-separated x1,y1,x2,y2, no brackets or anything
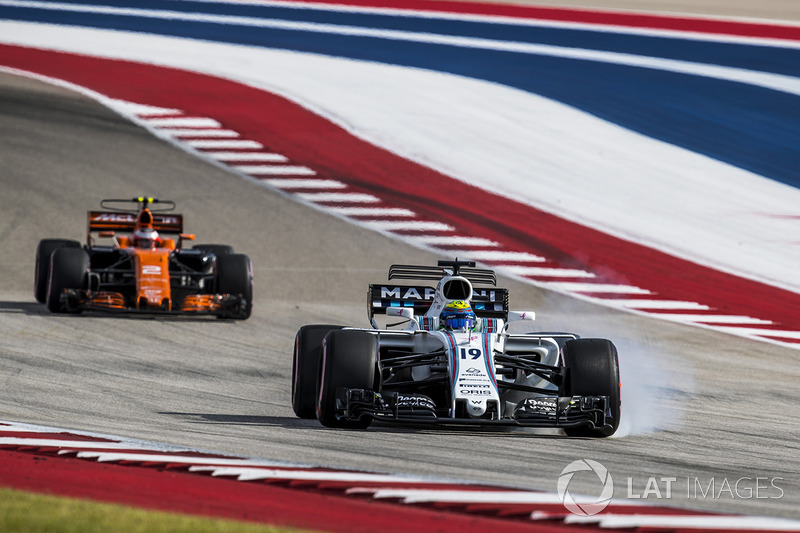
87,211,184,234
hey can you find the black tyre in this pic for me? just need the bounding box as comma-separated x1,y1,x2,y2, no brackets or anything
46,247,89,313
194,244,234,256
317,330,377,429
292,325,344,419
35,239,80,303
562,338,621,438
216,253,253,319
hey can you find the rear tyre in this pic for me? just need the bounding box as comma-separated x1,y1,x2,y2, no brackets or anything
562,338,621,438
46,247,89,313
216,253,253,319
193,244,234,256
292,325,344,419
317,330,377,429
35,239,80,303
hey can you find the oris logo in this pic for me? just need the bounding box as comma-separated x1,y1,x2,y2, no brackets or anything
557,459,614,516
460,389,491,396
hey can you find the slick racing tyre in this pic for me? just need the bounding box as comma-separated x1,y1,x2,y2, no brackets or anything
292,325,344,419
35,239,80,303
193,244,234,256
562,338,621,438
46,246,88,313
216,253,253,319
316,330,377,429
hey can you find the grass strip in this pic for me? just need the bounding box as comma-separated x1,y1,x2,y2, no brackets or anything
0,487,310,533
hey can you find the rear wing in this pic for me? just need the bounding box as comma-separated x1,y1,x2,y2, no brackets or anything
389,263,496,285
87,211,184,234
368,284,509,321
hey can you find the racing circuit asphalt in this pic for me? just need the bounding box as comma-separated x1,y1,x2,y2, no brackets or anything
1,2,800,519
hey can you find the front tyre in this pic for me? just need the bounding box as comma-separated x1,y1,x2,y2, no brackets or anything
35,239,80,303
562,338,621,438
316,330,377,429
46,247,88,313
216,253,253,319
292,325,344,419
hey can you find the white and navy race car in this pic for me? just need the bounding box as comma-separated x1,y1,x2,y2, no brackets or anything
291,260,620,437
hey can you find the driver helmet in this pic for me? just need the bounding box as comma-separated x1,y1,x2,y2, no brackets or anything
440,300,476,330
133,227,159,249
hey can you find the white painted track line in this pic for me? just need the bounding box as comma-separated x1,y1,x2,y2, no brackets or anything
715,327,800,340
298,192,381,203
455,250,546,262
0,438,142,449
264,179,346,189
189,466,433,483
610,300,712,310
500,266,596,278
235,165,316,176
206,151,288,162
564,514,800,530
648,314,774,325
110,100,180,116
73,451,302,467
144,117,221,128
161,128,240,137
347,488,637,505
186,139,263,149
364,220,455,231
329,206,416,217
538,282,652,295
410,236,499,247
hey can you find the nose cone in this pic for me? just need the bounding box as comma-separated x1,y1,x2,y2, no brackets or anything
466,399,487,417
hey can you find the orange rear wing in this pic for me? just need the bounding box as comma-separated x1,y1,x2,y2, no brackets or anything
88,211,184,234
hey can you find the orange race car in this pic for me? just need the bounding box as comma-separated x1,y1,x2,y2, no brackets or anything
34,197,253,319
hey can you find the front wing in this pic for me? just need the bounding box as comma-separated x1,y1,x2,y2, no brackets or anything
59,289,249,318
337,388,614,431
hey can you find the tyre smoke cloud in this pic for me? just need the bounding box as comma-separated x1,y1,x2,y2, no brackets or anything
613,336,695,437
